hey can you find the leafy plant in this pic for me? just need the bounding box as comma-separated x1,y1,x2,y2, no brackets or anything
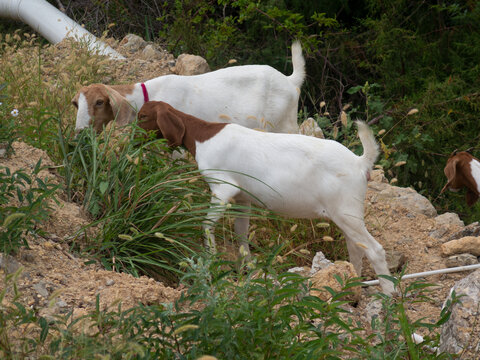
0,160,58,255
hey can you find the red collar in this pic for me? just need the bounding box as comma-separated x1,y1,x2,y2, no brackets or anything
141,83,149,102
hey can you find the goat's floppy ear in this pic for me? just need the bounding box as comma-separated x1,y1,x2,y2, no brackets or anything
440,157,459,194
155,106,186,147
106,86,136,126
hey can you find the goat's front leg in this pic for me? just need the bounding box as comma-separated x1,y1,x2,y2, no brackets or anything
234,201,252,259
203,185,240,254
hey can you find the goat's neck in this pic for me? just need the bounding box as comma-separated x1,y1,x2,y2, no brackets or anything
181,116,227,158
469,158,480,194
110,83,147,112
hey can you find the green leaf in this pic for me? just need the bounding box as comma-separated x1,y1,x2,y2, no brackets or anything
99,181,109,195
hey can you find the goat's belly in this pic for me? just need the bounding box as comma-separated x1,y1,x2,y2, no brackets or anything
247,194,325,219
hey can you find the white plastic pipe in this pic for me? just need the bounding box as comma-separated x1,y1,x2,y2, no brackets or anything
0,0,125,59
363,263,480,286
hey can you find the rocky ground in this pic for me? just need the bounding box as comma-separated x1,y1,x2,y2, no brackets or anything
1,34,479,357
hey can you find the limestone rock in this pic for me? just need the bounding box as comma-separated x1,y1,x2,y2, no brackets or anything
309,251,333,275
142,44,163,60
447,222,480,241
368,183,437,217
435,212,464,227
299,118,324,138
120,34,146,53
439,269,480,357
445,253,478,268
175,54,210,75
310,261,360,302
441,236,480,256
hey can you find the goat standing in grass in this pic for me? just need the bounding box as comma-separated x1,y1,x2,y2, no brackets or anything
137,101,395,295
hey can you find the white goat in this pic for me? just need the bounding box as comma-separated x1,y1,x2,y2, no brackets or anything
72,42,305,134
137,101,395,295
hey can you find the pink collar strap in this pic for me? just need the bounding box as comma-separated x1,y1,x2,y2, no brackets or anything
141,83,149,102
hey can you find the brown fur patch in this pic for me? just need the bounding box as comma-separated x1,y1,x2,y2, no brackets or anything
137,101,227,157
442,151,480,206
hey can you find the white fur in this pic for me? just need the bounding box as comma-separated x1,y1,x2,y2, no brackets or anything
75,42,305,133
75,93,90,130
197,121,394,295
470,158,480,193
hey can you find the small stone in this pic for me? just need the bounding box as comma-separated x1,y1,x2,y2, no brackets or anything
310,251,333,275
0,148,6,158
445,253,478,268
33,282,49,298
0,253,24,274
435,213,464,227
386,250,407,273
310,261,360,302
56,300,68,308
106,279,115,286
142,44,163,60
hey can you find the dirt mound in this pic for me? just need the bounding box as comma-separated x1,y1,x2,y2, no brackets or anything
0,142,181,318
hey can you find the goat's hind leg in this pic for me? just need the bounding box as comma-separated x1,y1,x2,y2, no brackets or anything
333,215,394,295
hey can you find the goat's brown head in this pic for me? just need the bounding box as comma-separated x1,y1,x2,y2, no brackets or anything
137,101,186,147
441,150,479,206
72,84,135,133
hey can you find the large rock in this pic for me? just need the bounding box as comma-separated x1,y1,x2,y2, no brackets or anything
368,182,437,217
310,261,360,302
445,253,478,268
439,269,480,357
175,54,210,75
441,236,480,256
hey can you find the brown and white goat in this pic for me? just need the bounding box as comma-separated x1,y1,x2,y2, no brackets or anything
137,100,395,295
72,42,305,134
441,150,480,206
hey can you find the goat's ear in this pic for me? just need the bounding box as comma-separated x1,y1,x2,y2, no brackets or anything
440,157,459,194
107,87,135,126
466,190,479,206
156,106,186,147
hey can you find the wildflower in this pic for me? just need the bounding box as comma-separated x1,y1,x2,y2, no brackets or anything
11,108,19,117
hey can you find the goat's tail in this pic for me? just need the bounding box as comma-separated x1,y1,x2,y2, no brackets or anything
357,120,379,170
288,41,306,89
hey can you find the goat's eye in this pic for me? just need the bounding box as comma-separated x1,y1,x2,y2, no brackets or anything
72,101,78,109
95,99,104,106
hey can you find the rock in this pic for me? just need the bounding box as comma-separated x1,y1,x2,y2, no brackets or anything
33,282,49,298
369,183,437,217
445,253,478,268
441,236,480,256
309,251,333,275
386,250,407,273
175,54,210,75
310,261,360,302
0,253,24,274
447,222,480,241
299,118,324,138
287,266,310,277
106,279,115,286
56,299,68,308
0,148,6,158
364,298,383,325
429,227,448,240
120,34,146,53
439,269,480,357
435,212,464,227
142,44,163,60
370,169,389,184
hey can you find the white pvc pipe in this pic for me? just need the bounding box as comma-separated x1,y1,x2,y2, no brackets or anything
363,263,480,286
0,0,125,59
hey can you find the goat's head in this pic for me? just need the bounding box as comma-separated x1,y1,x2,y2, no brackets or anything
441,150,480,206
137,101,186,147
72,84,135,133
